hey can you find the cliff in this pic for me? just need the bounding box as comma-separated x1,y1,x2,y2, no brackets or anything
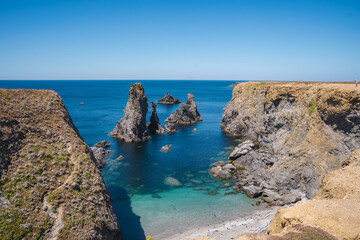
220,82,360,202
0,89,122,239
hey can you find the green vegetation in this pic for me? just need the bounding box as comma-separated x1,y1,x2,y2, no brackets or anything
0,90,10,100
308,100,317,115
47,189,62,202
0,209,31,240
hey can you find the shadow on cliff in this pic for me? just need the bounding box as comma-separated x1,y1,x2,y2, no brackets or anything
108,185,146,240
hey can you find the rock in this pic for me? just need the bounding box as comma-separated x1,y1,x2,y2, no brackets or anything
91,147,111,168
95,140,111,148
116,155,124,160
161,144,171,152
71,182,80,191
164,123,177,133
224,191,237,195
165,93,203,125
209,164,236,180
255,201,261,206
147,101,165,134
110,83,150,142
164,177,182,187
157,93,180,105
242,185,263,198
192,187,209,191
210,161,225,167
229,140,255,160
151,193,161,199
205,190,218,195
218,183,232,188
80,102,84,105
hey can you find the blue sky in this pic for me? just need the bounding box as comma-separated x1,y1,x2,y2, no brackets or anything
0,0,359,80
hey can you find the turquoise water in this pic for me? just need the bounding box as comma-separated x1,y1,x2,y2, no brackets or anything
0,80,263,239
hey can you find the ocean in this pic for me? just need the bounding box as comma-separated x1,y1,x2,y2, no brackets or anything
0,80,264,239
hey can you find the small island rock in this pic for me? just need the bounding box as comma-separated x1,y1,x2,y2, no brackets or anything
164,123,177,133
161,144,171,152
165,93,203,125
157,93,180,105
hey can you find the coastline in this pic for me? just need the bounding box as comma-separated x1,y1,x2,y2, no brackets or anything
163,207,279,240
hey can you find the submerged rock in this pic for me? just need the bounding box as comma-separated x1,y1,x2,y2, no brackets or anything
110,83,150,142
157,93,180,105
164,177,182,187
164,123,177,133
95,140,111,148
165,93,202,125
147,101,165,134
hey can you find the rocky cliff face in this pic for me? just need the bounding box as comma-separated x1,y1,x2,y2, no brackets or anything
110,83,150,142
219,82,360,203
268,150,360,239
0,89,122,240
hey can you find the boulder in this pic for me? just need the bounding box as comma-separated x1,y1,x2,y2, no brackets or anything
147,101,165,134
95,140,111,148
161,144,171,152
157,93,180,105
110,83,150,142
229,140,255,160
242,185,263,198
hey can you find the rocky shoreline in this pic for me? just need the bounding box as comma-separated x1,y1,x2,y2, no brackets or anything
200,82,360,239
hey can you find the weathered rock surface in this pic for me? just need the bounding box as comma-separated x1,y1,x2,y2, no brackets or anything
147,101,165,134
90,147,111,168
164,123,177,133
110,83,150,142
218,82,360,205
165,93,203,124
157,93,180,105
95,140,111,148
268,150,360,240
0,89,122,239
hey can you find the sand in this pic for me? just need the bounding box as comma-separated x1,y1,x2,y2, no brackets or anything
163,207,279,240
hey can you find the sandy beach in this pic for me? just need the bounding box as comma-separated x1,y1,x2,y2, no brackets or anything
163,207,279,240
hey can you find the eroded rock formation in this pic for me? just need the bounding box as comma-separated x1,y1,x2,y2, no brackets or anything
216,82,360,205
0,89,122,239
110,83,150,142
157,93,180,105
147,101,165,134
165,93,202,124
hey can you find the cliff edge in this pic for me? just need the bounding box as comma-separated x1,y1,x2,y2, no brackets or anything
0,89,122,239
220,82,360,203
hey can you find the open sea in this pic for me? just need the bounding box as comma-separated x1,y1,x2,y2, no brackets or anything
0,80,264,239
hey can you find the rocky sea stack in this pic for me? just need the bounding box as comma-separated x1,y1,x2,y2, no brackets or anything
157,93,180,105
165,93,203,124
0,89,122,240
110,83,150,142
216,82,360,205
147,101,165,134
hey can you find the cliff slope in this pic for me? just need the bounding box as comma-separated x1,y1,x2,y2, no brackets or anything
220,82,360,201
0,89,122,239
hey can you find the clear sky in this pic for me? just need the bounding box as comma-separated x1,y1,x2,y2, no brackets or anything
0,0,359,81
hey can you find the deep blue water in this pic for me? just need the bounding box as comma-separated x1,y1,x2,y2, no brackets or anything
0,80,263,239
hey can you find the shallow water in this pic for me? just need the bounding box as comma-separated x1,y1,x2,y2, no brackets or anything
0,80,263,239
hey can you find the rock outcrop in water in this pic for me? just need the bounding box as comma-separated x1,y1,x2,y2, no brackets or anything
216,82,360,206
164,123,177,133
110,83,150,142
147,101,165,134
157,93,180,105
165,93,203,124
90,146,111,168
95,140,111,148
0,89,122,240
